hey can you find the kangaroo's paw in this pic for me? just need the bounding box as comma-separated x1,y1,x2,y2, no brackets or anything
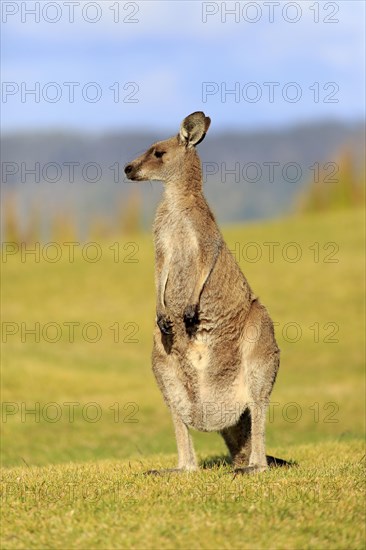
157,314,173,336
183,304,199,334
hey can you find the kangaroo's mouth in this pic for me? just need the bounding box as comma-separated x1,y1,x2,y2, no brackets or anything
124,164,144,181
127,173,145,182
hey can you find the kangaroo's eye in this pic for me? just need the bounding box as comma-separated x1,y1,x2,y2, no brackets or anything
154,150,166,159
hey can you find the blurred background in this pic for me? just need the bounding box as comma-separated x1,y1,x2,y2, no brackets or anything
1,0,365,236
1,1,365,467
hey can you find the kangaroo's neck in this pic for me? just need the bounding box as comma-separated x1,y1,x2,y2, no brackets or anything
164,154,204,205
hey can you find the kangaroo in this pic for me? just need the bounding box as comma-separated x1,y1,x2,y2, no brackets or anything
124,112,283,474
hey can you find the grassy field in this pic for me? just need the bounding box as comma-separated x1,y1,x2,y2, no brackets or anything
1,208,365,549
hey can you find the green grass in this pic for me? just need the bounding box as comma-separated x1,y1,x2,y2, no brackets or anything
1,209,365,549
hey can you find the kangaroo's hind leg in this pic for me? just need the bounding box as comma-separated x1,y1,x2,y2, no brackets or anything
172,409,198,471
220,409,252,468
147,335,198,475
222,404,290,472
234,300,280,475
246,398,269,473
235,350,280,474
146,410,198,475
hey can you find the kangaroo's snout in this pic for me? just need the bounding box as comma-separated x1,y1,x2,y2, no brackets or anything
124,164,135,179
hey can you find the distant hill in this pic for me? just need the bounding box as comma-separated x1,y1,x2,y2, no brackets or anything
1,120,364,240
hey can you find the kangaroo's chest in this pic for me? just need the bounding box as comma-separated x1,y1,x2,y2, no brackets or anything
154,212,199,307
155,214,199,262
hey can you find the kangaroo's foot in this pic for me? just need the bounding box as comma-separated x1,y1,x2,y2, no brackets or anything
233,464,268,476
233,456,296,475
157,313,173,335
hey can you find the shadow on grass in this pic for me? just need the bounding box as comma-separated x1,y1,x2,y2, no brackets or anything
201,454,298,470
201,454,231,469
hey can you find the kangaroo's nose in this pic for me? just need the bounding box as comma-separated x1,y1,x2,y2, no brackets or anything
124,164,133,175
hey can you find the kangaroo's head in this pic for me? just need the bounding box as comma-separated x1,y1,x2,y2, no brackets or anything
124,111,211,185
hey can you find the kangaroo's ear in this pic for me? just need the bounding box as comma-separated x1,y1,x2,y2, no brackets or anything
179,111,211,147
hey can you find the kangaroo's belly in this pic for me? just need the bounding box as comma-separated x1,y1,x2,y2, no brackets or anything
153,331,249,432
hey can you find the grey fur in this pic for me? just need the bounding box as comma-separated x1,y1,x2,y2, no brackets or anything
124,112,280,473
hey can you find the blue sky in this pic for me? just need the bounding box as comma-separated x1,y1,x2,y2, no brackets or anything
1,0,365,132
